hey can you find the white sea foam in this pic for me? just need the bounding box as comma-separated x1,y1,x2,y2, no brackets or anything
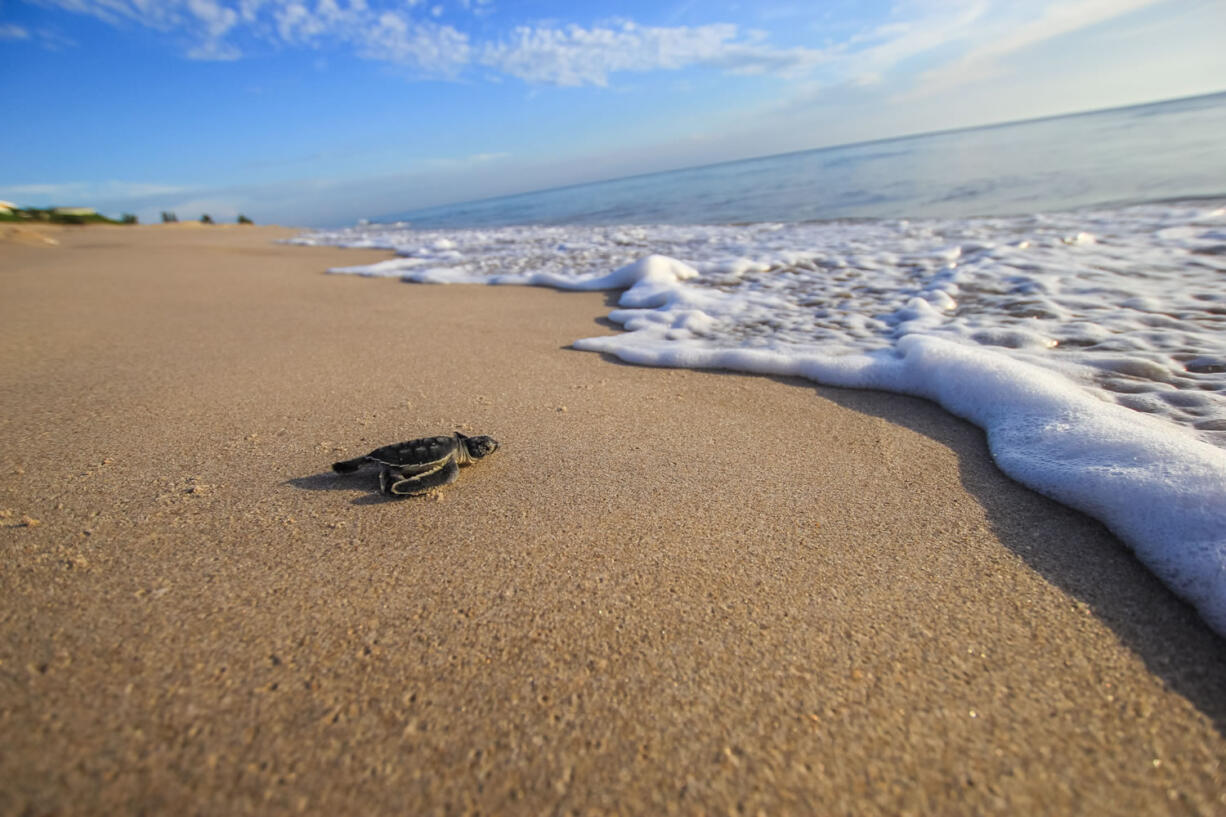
296,201,1226,636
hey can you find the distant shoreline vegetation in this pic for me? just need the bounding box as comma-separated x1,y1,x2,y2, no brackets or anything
0,204,131,225
0,204,255,226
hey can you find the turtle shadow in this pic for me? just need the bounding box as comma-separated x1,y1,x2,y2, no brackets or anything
287,472,353,491
286,472,408,505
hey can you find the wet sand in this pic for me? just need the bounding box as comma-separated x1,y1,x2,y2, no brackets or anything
1,224,1224,815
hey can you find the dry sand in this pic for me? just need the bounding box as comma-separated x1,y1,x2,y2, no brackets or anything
1,224,1224,815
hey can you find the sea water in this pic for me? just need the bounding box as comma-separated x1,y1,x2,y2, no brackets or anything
295,93,1226,638
376,92,1226,229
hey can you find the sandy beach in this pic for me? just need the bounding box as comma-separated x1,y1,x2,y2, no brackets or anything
1,224,1224,815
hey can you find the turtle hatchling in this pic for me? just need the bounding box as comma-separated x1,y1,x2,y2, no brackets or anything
332,432,499,496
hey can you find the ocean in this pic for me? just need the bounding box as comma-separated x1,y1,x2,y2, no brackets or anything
376,92,1226,230
294,92,1226,638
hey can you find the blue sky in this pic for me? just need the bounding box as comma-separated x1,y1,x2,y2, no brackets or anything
2,0,1223,226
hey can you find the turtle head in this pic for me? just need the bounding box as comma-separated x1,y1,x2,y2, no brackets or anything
459,433,499,460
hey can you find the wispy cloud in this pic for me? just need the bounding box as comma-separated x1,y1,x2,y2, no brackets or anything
182,0,241,58
26,0,1157,92
833,1,990,84
456,0,493,17
13,0,1190,98
23,0,824,83
420,150,509,169
707,0,1174,124
907,0,1168,96
355,12,470,74
479,20,826,86
28,0,242,58
2,19,76,48
0,180,186,203
30,0,472,72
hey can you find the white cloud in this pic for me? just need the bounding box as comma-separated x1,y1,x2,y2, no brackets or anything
832,1,990,83
707,0,1178,131
357,12,469,74
228,1,472,73
0,22,76,50
31,0,471,70
187,0,239,39
27,1,823,81
184,0,242,59
29,0,241,58
907,0,1168,96
480,20,826,87
22,0,837,87
458,0,494,17
18,0,1180,94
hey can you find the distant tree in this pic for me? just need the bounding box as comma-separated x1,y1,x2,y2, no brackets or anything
121,213,138,225
237,214,253,225
200,214,214,224
161,211,178,223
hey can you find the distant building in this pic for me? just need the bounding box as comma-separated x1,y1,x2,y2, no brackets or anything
0,200,16,213
53,207,96,217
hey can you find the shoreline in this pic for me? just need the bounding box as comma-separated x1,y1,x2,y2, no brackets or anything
2,225,1224,814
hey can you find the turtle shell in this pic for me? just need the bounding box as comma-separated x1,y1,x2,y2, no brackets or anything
365,435,458,469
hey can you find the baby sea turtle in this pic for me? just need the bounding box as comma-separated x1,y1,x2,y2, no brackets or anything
332,432,499,496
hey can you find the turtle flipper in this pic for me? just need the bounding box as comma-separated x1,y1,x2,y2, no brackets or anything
380,458,459,496
332,456,369,474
